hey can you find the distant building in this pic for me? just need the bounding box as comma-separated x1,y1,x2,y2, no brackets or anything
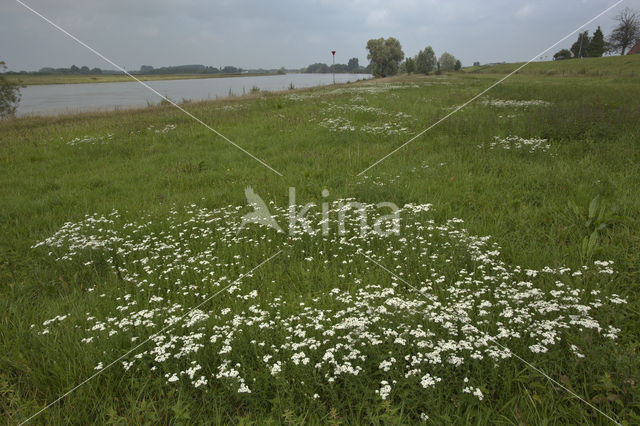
473,61,480,67
628,40,640,55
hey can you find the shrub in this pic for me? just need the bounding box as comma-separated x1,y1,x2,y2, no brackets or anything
0,61,21,117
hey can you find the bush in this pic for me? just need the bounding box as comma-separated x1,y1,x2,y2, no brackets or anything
0,61,21,117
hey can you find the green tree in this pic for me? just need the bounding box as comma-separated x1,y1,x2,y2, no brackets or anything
571,31,591,57
366,37,404,77
303,63,330,73
553,49,572,60
347,57,360,72
0,61,21,117
415,46,436,74
439,52,456,71
587,26,605,57
608,7,640,55
404,57,416,74
454,59,462,71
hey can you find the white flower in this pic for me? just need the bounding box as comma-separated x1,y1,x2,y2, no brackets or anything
270,361,282,376
420,373,441,389
379,358,395,372
529,344,548,353
376,381,392,400
193,376,208,388
292,351,310,365
570,344,585,358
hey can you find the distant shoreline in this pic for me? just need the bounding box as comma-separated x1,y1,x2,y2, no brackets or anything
14,73,372,116
3,72,283,86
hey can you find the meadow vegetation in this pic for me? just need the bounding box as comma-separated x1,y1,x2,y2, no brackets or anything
1,60,639,424
465,54,640,76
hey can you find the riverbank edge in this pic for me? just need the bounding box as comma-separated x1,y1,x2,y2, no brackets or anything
3,75,376,122
4,72,276,86
3,72,371,86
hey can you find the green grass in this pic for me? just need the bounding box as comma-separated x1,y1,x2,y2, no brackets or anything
3,72,275,86
1,69,639,424
464,54,640,77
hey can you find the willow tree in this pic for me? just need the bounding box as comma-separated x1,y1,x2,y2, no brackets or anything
415,46,436,74
439,52,457,72
366,37,404,77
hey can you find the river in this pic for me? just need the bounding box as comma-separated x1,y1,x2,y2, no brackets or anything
16,73,372,116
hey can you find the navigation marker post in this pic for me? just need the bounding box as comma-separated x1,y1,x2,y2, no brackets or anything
331,50,336,84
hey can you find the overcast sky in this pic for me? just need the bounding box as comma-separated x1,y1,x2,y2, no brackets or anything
1,0,639,71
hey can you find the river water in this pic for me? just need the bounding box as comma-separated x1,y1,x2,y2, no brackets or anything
17,73,371,116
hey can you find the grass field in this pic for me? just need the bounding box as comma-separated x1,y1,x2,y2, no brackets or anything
465,54,640,77
3,72,275,86
1,61,639,424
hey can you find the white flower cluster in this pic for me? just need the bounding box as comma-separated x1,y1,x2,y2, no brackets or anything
481,98,551,108
67,133,113,146
360,122,410,136
324,82,419,96
129,123,177,136
317,117,356,132
217,104,246,112
480,135,552,154
287,82,421,104
152,124,176,134
31,201,624,403
285,93,315,102
315,101,413,136
356,161,446,187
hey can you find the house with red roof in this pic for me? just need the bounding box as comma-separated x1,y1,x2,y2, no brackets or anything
627,40,640,55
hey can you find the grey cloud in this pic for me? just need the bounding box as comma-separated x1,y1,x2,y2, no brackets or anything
1,0,638,71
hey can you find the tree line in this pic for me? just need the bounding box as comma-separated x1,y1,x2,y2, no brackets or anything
3,64,248,76
8,62,367,76
137,64,243,74
301,58,366,73
365,37,461,78
554,7,640,59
